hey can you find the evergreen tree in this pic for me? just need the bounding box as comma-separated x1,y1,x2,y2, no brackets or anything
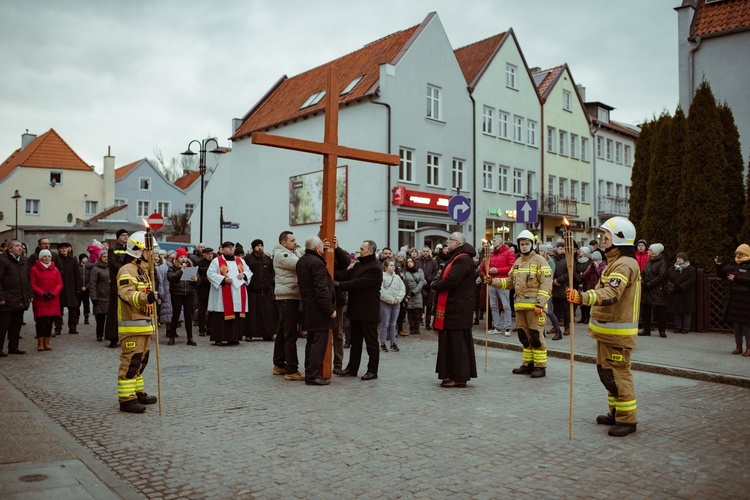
678,81,731,269
629,119,653,234
663,107,687,259
718,102,745,248
641,112,672,248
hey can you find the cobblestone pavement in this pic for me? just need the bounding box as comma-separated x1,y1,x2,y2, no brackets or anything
1,314,749,498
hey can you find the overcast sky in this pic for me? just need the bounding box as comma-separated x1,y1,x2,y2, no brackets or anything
0,0,681,173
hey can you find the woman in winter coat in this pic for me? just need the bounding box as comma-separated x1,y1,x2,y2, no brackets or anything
157,251,173,336
379,259,406,352
716,244,750,356
167,248,199,346
640,243,668,338
667,252,696,334
29,250,63,351
402,257,426,335
87,251,110,342
575,247,592,323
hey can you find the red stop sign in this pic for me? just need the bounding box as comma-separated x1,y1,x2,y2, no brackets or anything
147,212,164,230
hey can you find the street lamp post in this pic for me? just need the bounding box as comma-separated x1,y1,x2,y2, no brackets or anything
181,138,225,242
11,190,21,240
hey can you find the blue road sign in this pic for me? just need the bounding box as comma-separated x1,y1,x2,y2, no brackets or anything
516,199,538,224
448,195,471,224
222,223,240,229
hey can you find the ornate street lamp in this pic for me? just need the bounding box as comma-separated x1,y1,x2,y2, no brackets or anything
11,190,21,239
181,139,225,242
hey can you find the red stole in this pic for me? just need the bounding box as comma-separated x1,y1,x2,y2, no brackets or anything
433,253,468,331
217,254,247,320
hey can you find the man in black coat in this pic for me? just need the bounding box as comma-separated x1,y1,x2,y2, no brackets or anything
195,247,214,337
433,232,477,388
57,242,83,334
105,229,129,347
335,239,382,381
296,236,336,386
417,246,439,330
244,239,276,341
0,240,32,355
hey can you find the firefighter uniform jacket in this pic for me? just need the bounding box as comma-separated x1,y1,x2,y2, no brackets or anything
117,260,155,338
579,247,641,348
490,252,552,311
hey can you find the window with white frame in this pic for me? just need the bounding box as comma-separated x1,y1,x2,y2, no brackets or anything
570,134,578,159
300,90,326,109
498,166,509,193
25,199,40,215
570,180,579,200
615,142,623,164
581,137,590,161
452,159,465,191
498,111,510,139
597,136,604,158
399,147,414,182
114,198,126,207
616,184,623,199
559,130,568,156
606,182,614,197
157,201,171,217
597,107,610,122
426,85,441,120
548,175,556,196
581,182,590,203
85,200,99,215
482,106,494,135
563,89,572,111
606,139,613,161
513,169,523,195
547,126,556,152
624,145,632,166
185,204,194,217
506,63,517,89
526,172,535,197
559,177,568,198
137,200,150,217
513,116,523,142
426,153,440,187
599,180,605,198
139,177,151,191
482,163,494,191
625,186,631,199
527,120,537,146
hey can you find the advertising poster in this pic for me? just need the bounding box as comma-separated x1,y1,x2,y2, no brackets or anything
289,165,348,226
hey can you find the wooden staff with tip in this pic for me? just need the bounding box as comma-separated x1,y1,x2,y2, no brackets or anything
482,239,490,372
144,229,163,415
563,221,575,440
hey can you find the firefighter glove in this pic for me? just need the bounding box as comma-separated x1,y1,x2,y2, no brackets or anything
566,288,581,304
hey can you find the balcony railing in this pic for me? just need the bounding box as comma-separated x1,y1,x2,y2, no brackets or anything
598,196,629,217
540,195,578,216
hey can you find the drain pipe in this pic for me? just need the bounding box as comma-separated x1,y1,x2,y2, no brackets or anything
371,99,393,248
688,35,702,107
469,92,477,243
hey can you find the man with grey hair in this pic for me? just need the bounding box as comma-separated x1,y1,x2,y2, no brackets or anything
432,232,477,387
0,240,31,355
296,236,336,385
336,239,382,380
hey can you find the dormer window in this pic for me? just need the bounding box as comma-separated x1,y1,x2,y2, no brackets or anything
340,76,363,96
597,107,610,123
300,90,326,109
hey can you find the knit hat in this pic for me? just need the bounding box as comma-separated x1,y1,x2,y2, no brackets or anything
637,239,647,247
116,229,128,238
649,243,664,256
591,251,603,261
99,250,108,258
251,239,264,248
579,247,591,257
176,248,189,258
87,244,101,261
39,249,52,259
735,244,750,263
676,252,689,261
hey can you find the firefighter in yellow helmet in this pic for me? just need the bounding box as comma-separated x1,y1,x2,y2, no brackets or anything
566,216,640,437
116,231,159,413
485,230,552,378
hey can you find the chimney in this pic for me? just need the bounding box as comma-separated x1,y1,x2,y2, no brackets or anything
576,84,586,102
529,67,541,74
21,130,37,150
103,146,115,209
232,118,243,133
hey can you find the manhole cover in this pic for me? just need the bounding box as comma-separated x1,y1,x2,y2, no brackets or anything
162,365,205,374
19,474,48,482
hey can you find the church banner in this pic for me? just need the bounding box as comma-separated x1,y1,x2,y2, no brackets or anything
289,165,348,226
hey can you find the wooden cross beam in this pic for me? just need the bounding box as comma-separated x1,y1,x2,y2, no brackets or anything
251,66,400,378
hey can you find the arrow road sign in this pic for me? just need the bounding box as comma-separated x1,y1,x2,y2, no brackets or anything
515,199,538,224
448,195,471,224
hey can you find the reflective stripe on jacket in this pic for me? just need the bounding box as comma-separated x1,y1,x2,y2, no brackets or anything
491,252,552,310
117,260,154,337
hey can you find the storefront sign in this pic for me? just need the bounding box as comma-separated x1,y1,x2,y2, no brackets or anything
392,186,451,211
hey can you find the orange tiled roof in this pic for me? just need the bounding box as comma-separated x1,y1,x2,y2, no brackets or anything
174,171,200,190
454,32,508,89
89,203,128,221
231,17,429,140
693,0,750,37
532,65,565,101
115,160,139,180
0,129,92,181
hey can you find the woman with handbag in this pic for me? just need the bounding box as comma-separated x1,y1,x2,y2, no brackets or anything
379,259,405,352
666,252,696,333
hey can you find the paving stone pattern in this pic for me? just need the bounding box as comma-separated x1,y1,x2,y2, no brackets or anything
1,316,749,498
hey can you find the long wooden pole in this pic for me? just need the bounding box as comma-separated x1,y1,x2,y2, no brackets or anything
483,240,490,372
145,230,163,415
564,229,575,440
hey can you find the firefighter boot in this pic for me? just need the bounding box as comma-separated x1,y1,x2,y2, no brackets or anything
136,392,157,405
512,363,534,375
596,413,616,425
529,367,546,378
120,400,146,413
608,424,637,437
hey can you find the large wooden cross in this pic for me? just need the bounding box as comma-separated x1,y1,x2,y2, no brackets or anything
252,67,400,378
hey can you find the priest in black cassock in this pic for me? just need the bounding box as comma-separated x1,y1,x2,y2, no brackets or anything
244,239,276,341
432,232,478,388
